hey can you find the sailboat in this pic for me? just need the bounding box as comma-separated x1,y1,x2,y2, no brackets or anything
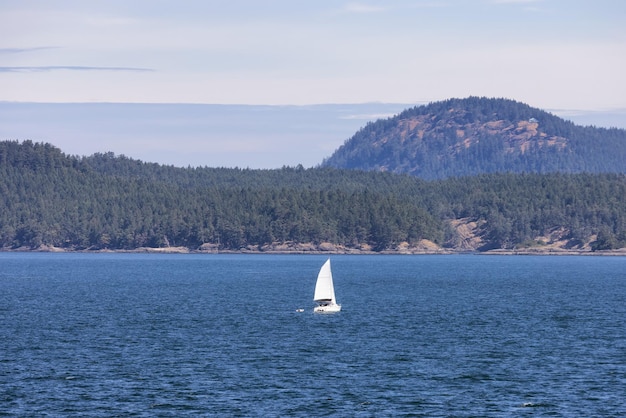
313,258,341,313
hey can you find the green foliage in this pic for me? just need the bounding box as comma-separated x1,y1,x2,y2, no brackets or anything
0,141,441,250
426,172,626,250
2,140,625,251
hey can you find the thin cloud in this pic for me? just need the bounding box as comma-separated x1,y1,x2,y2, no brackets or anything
0,66,154,73
339,113,398,120
0,46,60,54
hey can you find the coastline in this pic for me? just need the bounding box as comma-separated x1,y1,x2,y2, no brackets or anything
3,243,626,256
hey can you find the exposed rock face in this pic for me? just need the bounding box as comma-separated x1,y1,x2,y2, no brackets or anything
443,219,609,254
447,218,485,251
379,111,567,160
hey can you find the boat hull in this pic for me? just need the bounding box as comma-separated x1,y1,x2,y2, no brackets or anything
314,303,341,313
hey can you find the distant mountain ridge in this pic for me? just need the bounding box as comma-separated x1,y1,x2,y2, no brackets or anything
322,97,626,179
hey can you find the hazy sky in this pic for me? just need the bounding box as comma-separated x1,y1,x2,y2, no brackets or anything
1,1,625,168
2,0,625,109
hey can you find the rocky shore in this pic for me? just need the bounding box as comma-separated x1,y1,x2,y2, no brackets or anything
5,240,625,255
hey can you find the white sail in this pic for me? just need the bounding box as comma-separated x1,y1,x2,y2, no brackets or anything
313,259,335,303
313,259,341,313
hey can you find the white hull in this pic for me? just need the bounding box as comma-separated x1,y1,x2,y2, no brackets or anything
314,303,341,313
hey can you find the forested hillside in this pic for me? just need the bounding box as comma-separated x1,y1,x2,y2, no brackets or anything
322,97,626,179
1,140,625,252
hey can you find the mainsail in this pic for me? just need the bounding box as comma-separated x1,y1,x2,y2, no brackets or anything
313,259,335,303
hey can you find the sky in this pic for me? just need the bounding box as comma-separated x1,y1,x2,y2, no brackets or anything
1,0,625,168
0,102,416,168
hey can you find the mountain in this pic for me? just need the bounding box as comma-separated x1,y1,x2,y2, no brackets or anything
322,97,626,179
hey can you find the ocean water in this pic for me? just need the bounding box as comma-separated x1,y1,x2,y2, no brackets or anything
1,253,625,417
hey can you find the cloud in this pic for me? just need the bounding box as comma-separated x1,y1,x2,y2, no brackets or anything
339,113,399,120
0,47,59,54
0,66,154,73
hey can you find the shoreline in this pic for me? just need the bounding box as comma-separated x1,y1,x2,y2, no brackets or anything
2,245,626,256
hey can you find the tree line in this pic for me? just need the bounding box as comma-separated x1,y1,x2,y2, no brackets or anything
1,140,625,251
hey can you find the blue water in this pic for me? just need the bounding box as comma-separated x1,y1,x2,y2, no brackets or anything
1,253,625,417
